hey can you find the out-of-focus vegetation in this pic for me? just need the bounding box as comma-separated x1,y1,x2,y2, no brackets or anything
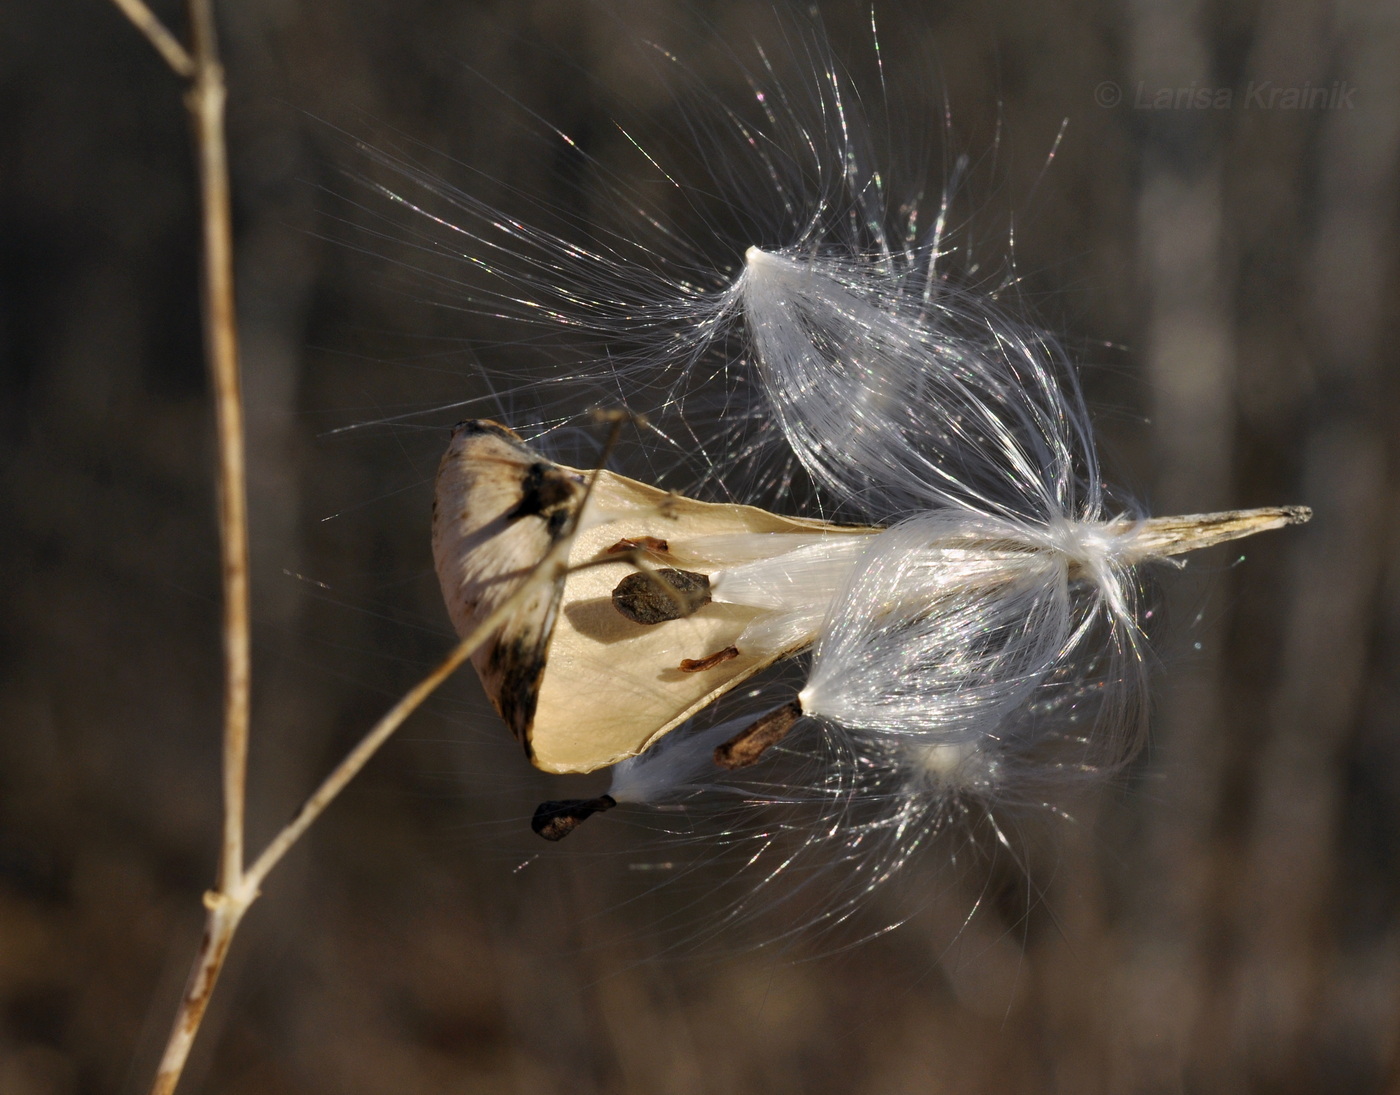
1,2,1396,1092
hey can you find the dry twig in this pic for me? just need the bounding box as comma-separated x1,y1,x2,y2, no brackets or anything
106,0,194,76
102,2,619,1092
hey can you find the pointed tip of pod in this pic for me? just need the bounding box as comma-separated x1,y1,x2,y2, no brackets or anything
1123,504,1314,562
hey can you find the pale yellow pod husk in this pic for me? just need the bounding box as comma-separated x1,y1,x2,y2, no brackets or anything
432,420,873,773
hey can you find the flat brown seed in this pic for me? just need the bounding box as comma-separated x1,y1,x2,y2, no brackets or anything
604,536,670,555
612,568,712,625
679,646,740,673
531,795,618,841
714,701,804,770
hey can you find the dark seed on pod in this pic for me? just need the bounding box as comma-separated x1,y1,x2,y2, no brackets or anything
611,568,711,625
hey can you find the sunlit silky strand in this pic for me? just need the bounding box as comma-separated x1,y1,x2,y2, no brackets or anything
416,23,1310,926
517,243,1309,837
429,222,1312,869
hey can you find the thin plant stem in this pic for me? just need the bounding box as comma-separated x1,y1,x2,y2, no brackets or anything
245,415,639,891
148,550,552,1094
106,0,194,76
184,0,251,906
147,515,622,1094
246,547,567,890
103,0,249,1090
104,3,642,1088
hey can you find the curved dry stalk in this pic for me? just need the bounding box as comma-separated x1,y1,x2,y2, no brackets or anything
146,490,631,1093
242,542,599,892
149,538,583,1095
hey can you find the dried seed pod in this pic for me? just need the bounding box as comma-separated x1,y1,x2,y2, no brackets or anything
432,419,876,773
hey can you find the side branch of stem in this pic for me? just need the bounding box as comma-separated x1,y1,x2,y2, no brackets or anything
106,0,195,75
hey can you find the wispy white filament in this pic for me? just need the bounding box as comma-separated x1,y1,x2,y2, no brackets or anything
374,9,1301,939
738,247,1103,523
596,228,1154,826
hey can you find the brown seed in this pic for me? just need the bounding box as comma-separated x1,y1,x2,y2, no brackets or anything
714,701,804,769
679,646,740,673
611,568,712,624
604,536,670,555
531,795,618,841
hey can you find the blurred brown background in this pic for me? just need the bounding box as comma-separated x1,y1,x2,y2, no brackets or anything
2,1,1397,1092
